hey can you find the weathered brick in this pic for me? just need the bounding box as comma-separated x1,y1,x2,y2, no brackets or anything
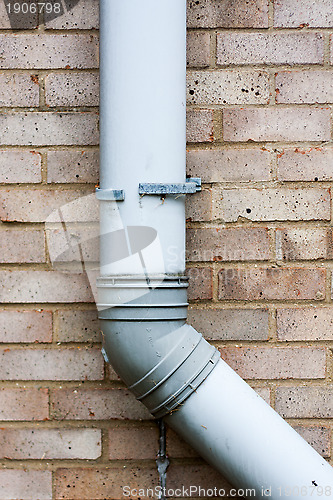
188,307,269,341
276,71,333,104
0,429,101,459
216,188,330,222
186,148,271,182
187,267,213,300
276,387,333,418
45,72,99,107
55,467,159,500
55,310,101,343
47,150,99,183
0,228,45,263
217,33,324,65
168,464,232,493
0,271,94,303
277,147,333,181
186,109,214,143
276,228,328,261
109,425,158,460
187,32,210,68
0,347,103,380
0,388,49,421
46,223,99,268
187,227,271,262
167,428,199,458
187,0,269,28
0,150,41,183
0,34,98,69
219,347,326,379
187,70,269,105
45,0,99,29
293,425,330,458
0,188,97,223
254,387,271,405
0,112,98,146
274,0,333,28
0,74,39,106
223,108,330,142
51,388,152,420
0,470,52,500
277,307,333,341
0,2,38,29
218,268,326,301
185,188,212,222
0,310,52,343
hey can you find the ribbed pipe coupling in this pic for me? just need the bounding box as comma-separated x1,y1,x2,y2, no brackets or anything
97,275,219,418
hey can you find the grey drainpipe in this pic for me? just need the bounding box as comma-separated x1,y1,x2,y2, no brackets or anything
97,0,333,498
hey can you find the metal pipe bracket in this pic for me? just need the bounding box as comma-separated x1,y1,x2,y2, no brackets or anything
139,177,201,196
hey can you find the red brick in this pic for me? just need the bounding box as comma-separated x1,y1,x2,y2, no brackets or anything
187,70,269,105
292,425,330,458
168,464,232,493
217,33,324,65
0,347,103,380
55,309,101,343
0,310,52,343
216,188,330,222
0,271,94,303
0,112,99,146
0,470,52,500
0,388,49,421
186,148,271,183
0,228,45,263
188,307,269,341
187,267,213,300
51,388,152,420
274,0,333,28
55,467,159,500
187,109,214,143
0,428,101,459
277,307,333,341
0,187,97,223
187,0,269,28
276,70,333,104
276,228,328,261
223,108,330,142
185,188,212,222
219,347,326,379
276,387,333,418
109,425,158,459
187,32,210,68
0,150,41,183
277,147,333,181
167,427,199,458
0,34,98,69
218,267,326,301
187,227,271,262
47,149,99,183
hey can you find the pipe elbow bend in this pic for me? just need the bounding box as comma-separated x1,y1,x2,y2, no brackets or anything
97,275,220,418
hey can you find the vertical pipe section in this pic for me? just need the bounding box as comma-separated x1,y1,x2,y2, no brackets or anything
99,0,186,276
98,1,333,498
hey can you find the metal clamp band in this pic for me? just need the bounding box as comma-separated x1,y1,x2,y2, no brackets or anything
96,188,125,201
139,177,201,196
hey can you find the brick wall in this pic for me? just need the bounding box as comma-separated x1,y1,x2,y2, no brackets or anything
0,0,332,498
